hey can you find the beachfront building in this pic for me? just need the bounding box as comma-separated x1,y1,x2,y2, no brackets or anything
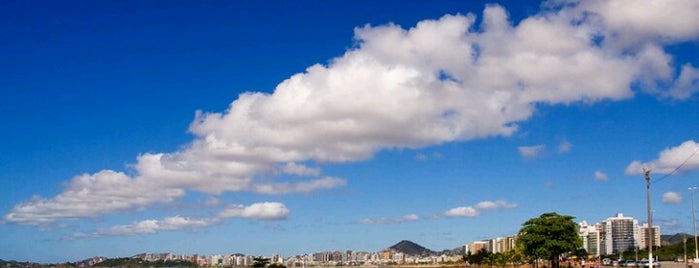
579,220,603,257
638,222,661,250
601,213,639,256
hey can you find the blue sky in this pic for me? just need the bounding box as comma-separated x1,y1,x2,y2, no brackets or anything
2,0,699,263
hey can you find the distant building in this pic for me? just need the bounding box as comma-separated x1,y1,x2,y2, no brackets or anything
491,236,516,253
379,250,392,261
602,213,639,256
579,220,602,257
271,254,284,264
578,213,661,257
638,222,661,250
393,252,405,264
467,241,489,254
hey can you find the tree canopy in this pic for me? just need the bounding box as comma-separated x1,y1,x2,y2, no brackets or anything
252,257,271,268
465,248,491,265
517,212,582,268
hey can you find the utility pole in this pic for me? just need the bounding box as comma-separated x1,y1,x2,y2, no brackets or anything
692,186,698,263
682,239,689,267
645,169,654,268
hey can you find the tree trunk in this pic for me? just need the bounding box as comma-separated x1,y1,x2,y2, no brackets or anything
551,255,560,268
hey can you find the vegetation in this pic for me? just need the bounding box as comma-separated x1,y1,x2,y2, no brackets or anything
268,263,287,268
0,259,74,268
11,231,699,268
92,257,196,267
517,212,582,268
504,246,525,268
251,256,271,268
654,243,686,261
465,247,525,268
465,248,491,266
611,241,697,262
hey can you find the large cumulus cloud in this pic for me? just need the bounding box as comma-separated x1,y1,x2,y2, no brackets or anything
6,0,699,226
626,140,699,175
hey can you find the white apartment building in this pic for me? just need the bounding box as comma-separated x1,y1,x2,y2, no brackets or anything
491,236,517,254
638,222,661,250
578,213,661,256
579,220,602,257
602,213,640,256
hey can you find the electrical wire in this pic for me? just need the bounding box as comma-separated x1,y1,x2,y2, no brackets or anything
651,146,699,184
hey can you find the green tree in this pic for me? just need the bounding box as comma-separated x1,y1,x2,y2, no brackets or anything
493,252,508,268
504,246,525,268
252,257,271,268
468,248,492,266
268,263,287,268
485,253,496,268
464,251,472,264
573,248,588,261
517,212,582,268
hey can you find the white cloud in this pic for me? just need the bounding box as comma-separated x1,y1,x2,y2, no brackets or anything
252,177,347,195
444,206,479,217
474,200,518,210
560,0,699,47
3,170,184,226
68,202,289,238
558,140,572,153
402,214,419,221
217,202,290,220
518,145,545,158
444,200,517,217
626,140,699,175
666,64,699,100
282,162,321,176
4,156,337,225
594,171,608,181
95,216,215,236
662,192,683,204
555,0,699,97
359,214,420,224
7,0,699,226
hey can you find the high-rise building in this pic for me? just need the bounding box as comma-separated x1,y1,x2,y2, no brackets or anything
579,220,602,257
638,222,661,250
491,236,517,254
602,213,639,256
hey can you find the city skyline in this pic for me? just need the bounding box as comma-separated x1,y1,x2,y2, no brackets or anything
30,210,668,265
26,211,667,265
2,0,699,263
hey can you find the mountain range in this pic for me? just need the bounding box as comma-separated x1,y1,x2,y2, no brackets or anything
661,233,693,246
387,240,464,256
388,240,436,256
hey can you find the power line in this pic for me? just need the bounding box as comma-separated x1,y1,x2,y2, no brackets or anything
651,146,699,184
